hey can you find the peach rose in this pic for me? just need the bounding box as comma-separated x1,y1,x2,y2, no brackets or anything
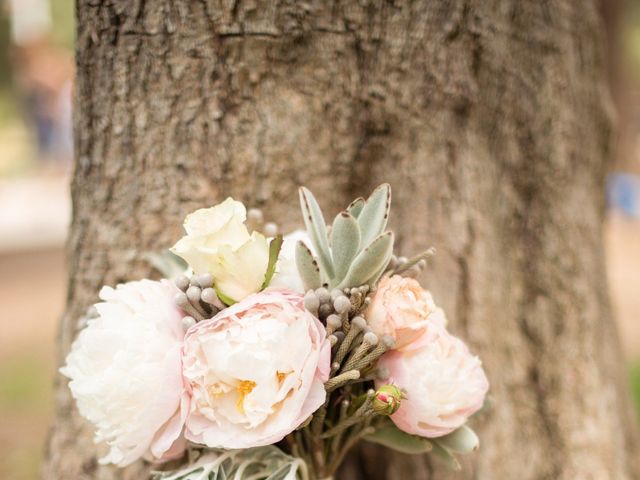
182,289,330,448
365,275,445,349
376,324,488,438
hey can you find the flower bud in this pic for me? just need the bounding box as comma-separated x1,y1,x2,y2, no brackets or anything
373,385,404,415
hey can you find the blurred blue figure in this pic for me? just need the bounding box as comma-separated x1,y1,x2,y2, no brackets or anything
607,173,640,218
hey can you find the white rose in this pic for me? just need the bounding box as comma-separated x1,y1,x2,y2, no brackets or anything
171,198,270,303
182,289,331,449
60,280,189,466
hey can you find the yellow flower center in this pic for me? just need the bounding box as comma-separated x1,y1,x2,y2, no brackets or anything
236,380,256,413
276,371,286,383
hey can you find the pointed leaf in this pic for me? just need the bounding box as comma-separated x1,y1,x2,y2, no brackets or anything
436,425,479,454
364,421,432,454
347,197,365,218
261,234,284,289
337,232,393,288
295,240,322,290
299,187,335,279
357,184,391,247
330,211,361,283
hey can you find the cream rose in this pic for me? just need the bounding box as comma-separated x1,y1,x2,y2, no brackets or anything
182,289,330,448
60,280,189,466
171,198,270,303
365,275,445,349
376,324,488,438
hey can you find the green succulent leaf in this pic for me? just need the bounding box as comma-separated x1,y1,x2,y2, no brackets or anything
357,184,391,247
337,232,394,289
330,211,361,283
347,197,365,218
299,187,335,279
364,421,432,455
261,234,284,289
435,425,479,454
295,240,322,290
363,261,390,287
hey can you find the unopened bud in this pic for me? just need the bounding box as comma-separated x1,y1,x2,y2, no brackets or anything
372,385,404,415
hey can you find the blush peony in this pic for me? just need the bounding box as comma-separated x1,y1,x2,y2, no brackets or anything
182,289,330,449
365,274,445,349
376,324,488,438
60,279,189,466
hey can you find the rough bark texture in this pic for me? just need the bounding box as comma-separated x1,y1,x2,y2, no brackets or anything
45,1,640,479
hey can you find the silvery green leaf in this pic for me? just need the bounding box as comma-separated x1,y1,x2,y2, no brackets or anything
364,421,432,454
299,187,335,279
330,211,361,283
347,197,365,218
145,250,188,279
337,232,393,288
430,441,462,471
363,261,390,287
436,425,479,454
357,184,391,247
295,241,322,290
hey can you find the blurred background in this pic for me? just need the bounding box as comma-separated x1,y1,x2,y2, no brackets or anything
0,1,639,479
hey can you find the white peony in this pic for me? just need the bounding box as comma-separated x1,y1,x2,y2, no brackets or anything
171,198,270,303
376,324,488,438
182,289,331,449
60,279,189,466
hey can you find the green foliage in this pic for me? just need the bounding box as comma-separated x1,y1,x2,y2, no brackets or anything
295,240,321,290
262,235,284,289
364,420,432,454
146,250,188,279
296,185,394,289
153,447,308,480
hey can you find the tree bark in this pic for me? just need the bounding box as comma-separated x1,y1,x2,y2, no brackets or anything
45,1,640,479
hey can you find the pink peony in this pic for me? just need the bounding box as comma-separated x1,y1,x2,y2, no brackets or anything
376,324,488,438
365,275,445,349
61,279,189,466
182,289,330,449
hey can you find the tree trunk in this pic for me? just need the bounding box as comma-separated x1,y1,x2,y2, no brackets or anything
45,1,640,478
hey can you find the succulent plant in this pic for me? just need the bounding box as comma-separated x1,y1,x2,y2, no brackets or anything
295,184,394,291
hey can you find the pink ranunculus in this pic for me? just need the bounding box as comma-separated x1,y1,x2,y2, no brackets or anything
365,275,445,349
182,289,330,449
376,324,488,438
61,279,189,466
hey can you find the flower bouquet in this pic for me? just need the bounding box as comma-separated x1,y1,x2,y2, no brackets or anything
62,184,489,479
